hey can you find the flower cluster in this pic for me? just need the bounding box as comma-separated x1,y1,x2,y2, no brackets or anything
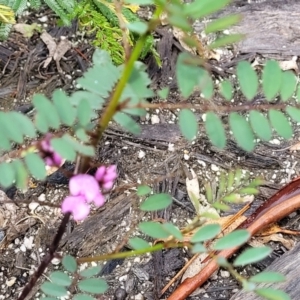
61,165,117,221
39,134,63,167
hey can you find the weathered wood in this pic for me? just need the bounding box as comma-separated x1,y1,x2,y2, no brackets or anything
230,242,300,300
214,0,300,58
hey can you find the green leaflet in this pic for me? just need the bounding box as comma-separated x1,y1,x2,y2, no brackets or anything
229,112,255,151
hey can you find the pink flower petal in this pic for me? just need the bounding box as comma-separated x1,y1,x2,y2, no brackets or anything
103,172,117,183
93,193,105,207
61,195,90,221
102,181,114,190
52,152,63,166
44,157,54,166
95,166,106,181
69,174,100,202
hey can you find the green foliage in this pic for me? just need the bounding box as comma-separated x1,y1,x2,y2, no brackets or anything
49,271,72,286
190,224,221,243
40,282,68,297
140,193,172,211
205,112,226,148
62,255,77,273
236,61,258,101
0,1,295,299
213,229,250,250
136,185,152,196
139,221,170,239
176,59,300,151
0,49,118,189
128,237,150,250
80,265,101,278
179,109,198,141
78,278,108,294
162,223,183,241
73,0,124,65
250,272,286,284
205,169,261,212
41,254,106,298
233,247,271,266
255,288,291,300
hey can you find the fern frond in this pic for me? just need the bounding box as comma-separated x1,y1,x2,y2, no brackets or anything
0,0,15,7
0,22,11,40
12,0,27,15
55,0,75,14
44,0,70,25
29,0,41,10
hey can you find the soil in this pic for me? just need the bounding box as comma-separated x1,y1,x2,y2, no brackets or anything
1,1,300,300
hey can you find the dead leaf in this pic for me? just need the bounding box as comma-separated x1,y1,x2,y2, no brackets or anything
41,31,57,68
249,234,295,250
186,167,219,218
41,32,72,71
278,56,299,74
14,23,41,38
159,12,168,26
53,39,72,73
289,141,300,151
173,27,197,55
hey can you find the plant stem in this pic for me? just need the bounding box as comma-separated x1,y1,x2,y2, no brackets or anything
77,242,182,263
17,213,71,300
96,6,163,139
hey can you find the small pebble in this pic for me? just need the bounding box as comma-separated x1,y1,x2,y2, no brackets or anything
220,270,230,278
151,115,160,124
6,277,16,287
51,258,60,265
211,164,219,172
24,236,34,250
38,194,46,202
269,139,280,145
134,293,144,300
119,274,128,282
20,244,26,252
114,287,127,300
138,150,146,159
29,202,39,212
38,16,48,22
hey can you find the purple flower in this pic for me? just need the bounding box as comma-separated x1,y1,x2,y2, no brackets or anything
69,174,101,204
95,165,117,190
61,165,117,221
40,134,63,167
61,195,90,221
